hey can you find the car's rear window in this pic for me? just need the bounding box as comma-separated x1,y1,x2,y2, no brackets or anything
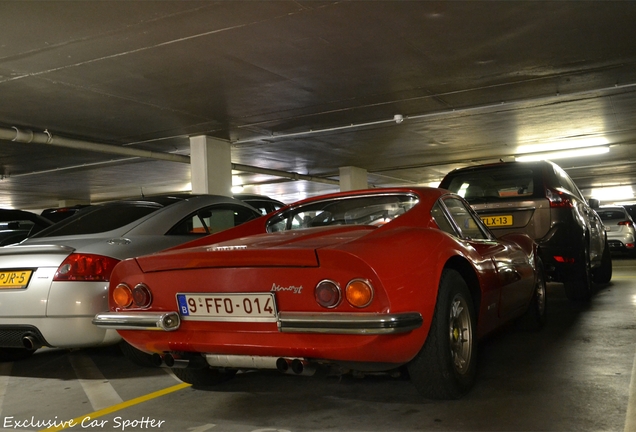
32,203,163,237
266,193,419,232
597,209,628,221
442,167,536,202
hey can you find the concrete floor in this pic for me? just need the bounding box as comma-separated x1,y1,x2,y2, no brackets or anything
0,260,634,432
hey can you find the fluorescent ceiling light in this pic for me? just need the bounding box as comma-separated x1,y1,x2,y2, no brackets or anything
516,137,608,154
591,186,634,201
515,146,609,162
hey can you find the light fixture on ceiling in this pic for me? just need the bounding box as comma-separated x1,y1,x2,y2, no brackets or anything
231,175,244,194
515,145,610,162
590,185,635,202
516,137,608,154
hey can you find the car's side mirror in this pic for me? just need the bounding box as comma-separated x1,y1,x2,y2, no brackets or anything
588,198,600,209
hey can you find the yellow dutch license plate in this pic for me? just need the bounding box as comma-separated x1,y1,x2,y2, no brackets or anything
0,270,33,289
481,215,514,227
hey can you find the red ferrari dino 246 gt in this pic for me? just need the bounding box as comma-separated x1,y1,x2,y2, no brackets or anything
94,187,546,399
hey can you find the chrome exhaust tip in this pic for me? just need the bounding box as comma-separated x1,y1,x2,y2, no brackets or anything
163,353,190,369
150,353,163,367
22,334,42,350
276,357,292,373
291,359,316,376
156,353,208,369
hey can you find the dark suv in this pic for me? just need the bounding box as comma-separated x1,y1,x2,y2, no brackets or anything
439,160,611,301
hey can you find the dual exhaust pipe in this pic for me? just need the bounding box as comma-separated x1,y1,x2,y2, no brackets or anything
275,357,316,376
152,353,316,376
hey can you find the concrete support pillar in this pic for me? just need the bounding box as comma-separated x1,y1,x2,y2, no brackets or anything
339,166,368,191
190,135,232,197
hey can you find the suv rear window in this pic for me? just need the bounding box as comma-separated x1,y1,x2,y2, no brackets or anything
443,167,536,201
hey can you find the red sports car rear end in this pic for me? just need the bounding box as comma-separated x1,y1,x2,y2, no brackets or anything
94,188,545,399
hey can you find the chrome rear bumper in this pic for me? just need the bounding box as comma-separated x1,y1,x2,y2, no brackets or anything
278,312,423,334
93,311,422,335
93,312,181,331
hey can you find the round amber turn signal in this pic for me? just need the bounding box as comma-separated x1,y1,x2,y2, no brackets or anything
113,283,133,308
346,279,373,308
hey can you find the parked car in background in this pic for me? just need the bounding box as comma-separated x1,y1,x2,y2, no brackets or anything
0,209,53,246
0,194,262,362
622,204,636,223
233,194,284,215
439,160,611,301
596,206,636,257
94,187,546,400
40,204,91,223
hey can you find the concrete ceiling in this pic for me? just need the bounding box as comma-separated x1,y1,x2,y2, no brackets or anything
1,1,636,209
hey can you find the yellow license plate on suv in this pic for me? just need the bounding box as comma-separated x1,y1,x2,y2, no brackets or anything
0,270,33,289
481,215,514,227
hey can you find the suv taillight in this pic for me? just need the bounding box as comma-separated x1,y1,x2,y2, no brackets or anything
53,253,120,281
546,188,573,208
618,220,634,227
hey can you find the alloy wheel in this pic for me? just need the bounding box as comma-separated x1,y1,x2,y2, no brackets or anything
449,294,473,375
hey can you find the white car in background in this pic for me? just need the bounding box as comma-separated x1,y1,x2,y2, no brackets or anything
596,206,636,257
0,194,264,362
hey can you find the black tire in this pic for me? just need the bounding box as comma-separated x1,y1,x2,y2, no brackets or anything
517,258,547,331
407,269,477,399
0,348,35,362
563,242,593,302
172,366,237,389
592,239,612,284
119,340,158,367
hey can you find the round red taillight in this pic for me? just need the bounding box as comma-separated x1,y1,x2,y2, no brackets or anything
132,283,152,308
345,279,374,308
113,283,133,308
315,280,341,308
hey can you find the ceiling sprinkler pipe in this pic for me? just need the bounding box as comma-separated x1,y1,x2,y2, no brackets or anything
3,126,190,163
11,127,34,143
1,126,339,186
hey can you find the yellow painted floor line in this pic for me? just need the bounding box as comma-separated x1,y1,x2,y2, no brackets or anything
38,382,191,432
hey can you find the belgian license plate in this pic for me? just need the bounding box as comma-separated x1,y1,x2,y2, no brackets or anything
0,270,33,289
481,215,514,227
176,293,277,322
